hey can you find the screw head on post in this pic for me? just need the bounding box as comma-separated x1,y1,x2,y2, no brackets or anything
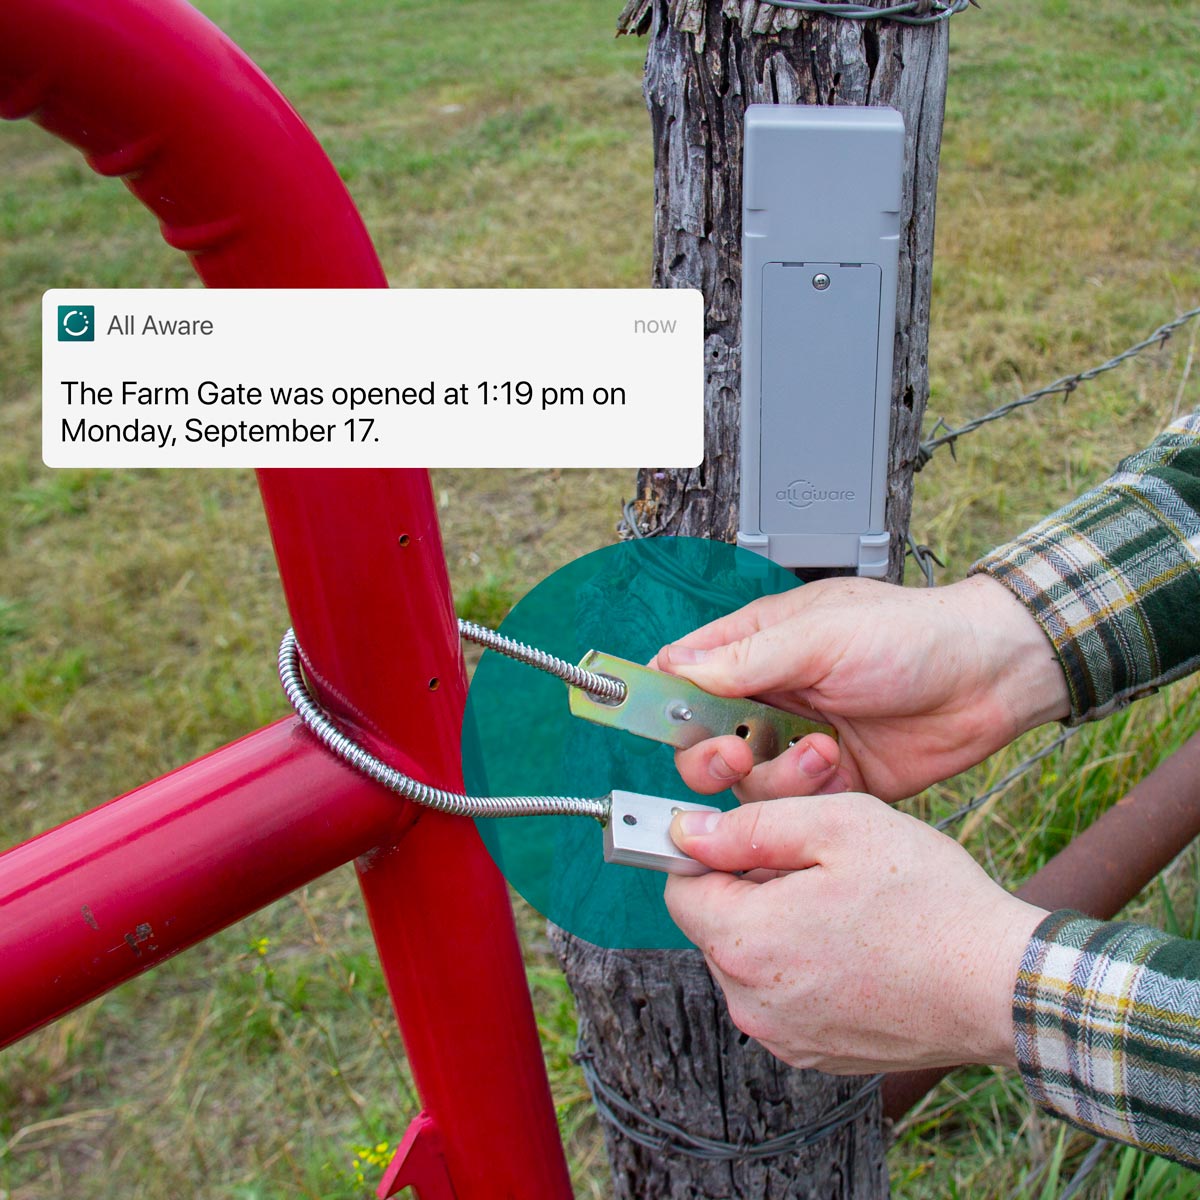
812,272,831,291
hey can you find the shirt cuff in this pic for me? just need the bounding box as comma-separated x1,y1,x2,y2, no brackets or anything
970,414,1200,724
1013,909,1200,1167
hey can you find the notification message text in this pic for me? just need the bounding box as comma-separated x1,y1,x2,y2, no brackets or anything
43,289,703,468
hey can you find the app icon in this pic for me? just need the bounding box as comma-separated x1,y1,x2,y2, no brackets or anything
58,305,95,342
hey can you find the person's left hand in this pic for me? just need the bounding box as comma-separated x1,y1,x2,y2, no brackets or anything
664,794,1047,1074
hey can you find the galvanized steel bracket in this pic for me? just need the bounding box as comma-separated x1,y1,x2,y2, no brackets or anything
568,651,834,764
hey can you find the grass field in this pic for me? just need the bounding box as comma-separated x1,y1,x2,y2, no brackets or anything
2,0,1199,1196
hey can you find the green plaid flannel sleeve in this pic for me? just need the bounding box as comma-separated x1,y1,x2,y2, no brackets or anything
971,411,1200,723
1014,910,1200,1167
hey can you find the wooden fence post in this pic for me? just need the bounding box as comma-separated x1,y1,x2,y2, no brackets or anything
554,1,949,1193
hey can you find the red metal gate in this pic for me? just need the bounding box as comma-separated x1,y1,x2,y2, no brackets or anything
0,2,573,1195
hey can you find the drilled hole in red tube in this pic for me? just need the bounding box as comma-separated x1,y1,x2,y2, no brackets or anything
428,677,440,691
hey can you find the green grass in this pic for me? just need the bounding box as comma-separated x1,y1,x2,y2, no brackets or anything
1,0,1199,1195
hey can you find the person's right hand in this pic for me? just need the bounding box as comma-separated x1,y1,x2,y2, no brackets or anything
652,574,1071,804
664,793,1047,1073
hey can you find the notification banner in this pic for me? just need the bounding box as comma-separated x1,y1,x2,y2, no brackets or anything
42,289,703,468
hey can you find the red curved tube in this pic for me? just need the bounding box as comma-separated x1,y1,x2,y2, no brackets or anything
0,0,385,287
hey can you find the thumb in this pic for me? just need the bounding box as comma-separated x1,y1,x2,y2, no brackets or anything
657,625,802,698
669,798,831,874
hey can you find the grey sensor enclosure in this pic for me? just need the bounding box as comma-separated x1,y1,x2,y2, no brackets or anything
736,105,905,577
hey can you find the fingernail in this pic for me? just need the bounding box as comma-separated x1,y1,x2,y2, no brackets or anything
663,644,709,667
709,751,741,783
677,810,721,837
797,745,832,777
818,771,851,795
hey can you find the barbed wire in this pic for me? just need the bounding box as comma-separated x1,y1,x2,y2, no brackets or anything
1057,1139,1112,1200
934,727,1082,833
759,0,974,25
916,305,1200,470
1007,1135,1110,1200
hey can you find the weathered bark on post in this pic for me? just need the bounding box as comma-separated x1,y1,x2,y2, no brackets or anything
553,1,948,1195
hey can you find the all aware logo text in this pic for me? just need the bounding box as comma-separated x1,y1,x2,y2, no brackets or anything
775,480,857,509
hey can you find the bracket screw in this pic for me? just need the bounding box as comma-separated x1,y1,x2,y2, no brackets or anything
812,272,831,291
668,703,694,722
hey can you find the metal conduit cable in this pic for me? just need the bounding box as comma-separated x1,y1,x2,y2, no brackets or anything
278,627,611,822
456,618,626,703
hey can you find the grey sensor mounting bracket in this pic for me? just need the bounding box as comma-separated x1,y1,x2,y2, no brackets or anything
603,791,718,876
736,104,905,578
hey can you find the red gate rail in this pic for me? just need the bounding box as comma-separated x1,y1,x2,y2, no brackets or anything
0,718,401,1046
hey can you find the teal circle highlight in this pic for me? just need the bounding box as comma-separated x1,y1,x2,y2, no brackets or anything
462,536,803,949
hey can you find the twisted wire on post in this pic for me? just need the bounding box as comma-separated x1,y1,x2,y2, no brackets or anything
905,534,944,588
457,618,626,704
759,0,972,24
576,1046,882,1161
278,628,610,822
